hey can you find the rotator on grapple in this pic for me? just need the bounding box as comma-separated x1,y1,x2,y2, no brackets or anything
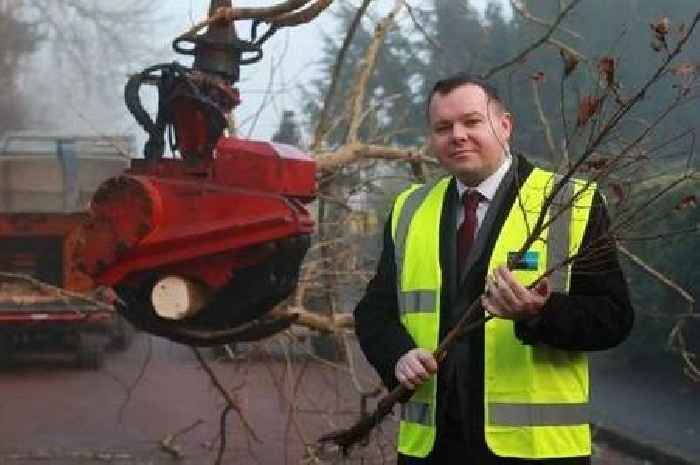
73,0,332,346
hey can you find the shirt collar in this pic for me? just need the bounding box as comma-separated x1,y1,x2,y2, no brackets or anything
456,150,513,202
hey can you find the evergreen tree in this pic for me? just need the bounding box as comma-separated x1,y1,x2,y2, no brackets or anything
272,110,302,147
303,2,427,147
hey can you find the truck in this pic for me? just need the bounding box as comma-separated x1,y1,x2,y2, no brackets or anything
0,132,134,369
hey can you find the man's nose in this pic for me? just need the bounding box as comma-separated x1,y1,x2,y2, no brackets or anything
451,122,468,140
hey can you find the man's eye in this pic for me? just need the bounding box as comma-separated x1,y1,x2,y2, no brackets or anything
434,125,450,133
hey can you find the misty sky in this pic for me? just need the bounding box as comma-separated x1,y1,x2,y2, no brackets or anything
21,1,507,149
156,0,508,141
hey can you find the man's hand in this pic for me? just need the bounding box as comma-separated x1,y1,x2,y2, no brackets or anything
481,265,551,320
395,348,438,390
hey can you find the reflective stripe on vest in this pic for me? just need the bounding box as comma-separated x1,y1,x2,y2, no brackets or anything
489,402,590,427
391,168,597,459
546,175,574,293
398,290,438,314
401,401,434,426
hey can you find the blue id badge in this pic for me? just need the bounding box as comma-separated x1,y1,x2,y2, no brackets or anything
508,251,539,271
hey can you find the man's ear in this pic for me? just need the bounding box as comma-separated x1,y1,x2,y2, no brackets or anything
500,111,513,140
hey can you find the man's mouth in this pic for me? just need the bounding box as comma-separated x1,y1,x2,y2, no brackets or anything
452,149,476,158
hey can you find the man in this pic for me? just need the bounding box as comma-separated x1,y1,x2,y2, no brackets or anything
354,73,634,465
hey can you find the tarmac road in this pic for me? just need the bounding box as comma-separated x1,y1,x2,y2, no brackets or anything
0,331,672,465
0,333,392,465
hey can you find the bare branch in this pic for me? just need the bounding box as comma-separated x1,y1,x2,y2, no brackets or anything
618,244,695,306
272,305,354,333
191,347,261,443
311,0,373,151
530,77,558,163
181,0,335,38
0,272,115,311
272,0,334,28
483,0,583,79
316,143,436,172
403,1,443,53
346,1,404,144
510,0,583,40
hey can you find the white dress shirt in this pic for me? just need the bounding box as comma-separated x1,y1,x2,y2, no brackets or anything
455,151,512,236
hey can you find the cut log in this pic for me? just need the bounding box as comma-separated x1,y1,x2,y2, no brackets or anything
150,276,212,320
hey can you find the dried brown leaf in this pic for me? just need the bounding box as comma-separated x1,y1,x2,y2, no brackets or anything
598,57,616,87
651,16,670,37
675,195,697,211
671,62,697,77
584,158,608,172
560,48,579,77
530,71,546,83
576,96,601,127
610,183,625,205
650,17,670,51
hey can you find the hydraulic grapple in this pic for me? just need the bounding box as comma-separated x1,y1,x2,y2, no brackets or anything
73,0,326,345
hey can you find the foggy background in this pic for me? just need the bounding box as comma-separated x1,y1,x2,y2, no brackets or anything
1,1,698,464
6,0,505,145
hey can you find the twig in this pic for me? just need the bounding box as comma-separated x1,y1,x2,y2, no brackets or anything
311,0,372,150
316,143,436,173
617,244,695,306
0,272,114,311
483,0,583,79
215,406,233,465
510,0,583,40
318,314,490,453
272,305,354,333
530,77,558,164
346,1,404,144
159,419,204,460
118,335,153,423
191,347,262,443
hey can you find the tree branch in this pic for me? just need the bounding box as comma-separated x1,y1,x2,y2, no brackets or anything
346,0,404,144
311,0,372,150
483,0,583,79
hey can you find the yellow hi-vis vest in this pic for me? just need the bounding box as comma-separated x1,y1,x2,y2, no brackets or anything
391,167,596,459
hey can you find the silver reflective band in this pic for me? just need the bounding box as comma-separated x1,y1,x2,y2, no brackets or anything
547,177,574,293
489,402,590,426
399,290,437,314
401,401,433,426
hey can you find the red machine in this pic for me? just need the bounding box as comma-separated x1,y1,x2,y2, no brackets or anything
73,0,317,345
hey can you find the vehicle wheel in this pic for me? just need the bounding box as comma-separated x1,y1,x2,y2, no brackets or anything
76,334,106,370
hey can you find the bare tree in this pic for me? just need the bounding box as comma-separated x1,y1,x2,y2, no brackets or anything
5,0,159,133
3,1,697,463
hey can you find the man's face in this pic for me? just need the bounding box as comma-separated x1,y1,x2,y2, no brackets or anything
428,83,512,186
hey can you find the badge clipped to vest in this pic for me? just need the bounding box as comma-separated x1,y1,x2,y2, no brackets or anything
508,251,539,271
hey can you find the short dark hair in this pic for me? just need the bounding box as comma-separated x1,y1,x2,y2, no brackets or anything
426,73,507,120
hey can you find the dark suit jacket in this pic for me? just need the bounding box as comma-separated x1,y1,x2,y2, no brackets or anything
353,155,634,465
